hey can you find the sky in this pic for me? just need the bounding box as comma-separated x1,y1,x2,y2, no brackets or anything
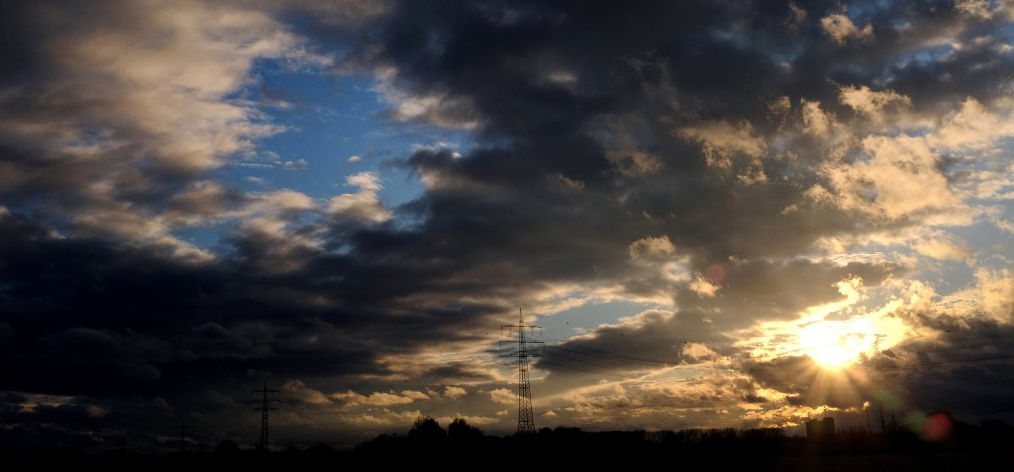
0,0,1012,452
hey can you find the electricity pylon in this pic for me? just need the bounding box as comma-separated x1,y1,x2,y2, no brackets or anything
499,308,543,434
251,378,280,450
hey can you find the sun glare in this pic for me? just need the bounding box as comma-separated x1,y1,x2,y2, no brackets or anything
798,321,876,369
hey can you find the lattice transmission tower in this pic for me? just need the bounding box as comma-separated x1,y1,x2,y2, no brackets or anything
251,378,280,450
499,308,543,434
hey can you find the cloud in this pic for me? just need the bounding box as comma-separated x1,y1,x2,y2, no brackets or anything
912,238,971,262
280,0,393,28
976,268,1014,323
682,342,719,362
443,386,467,399
955,0,996,20
677,120,766,169
838,85,910,121
327,171,392,223
346,171,383,192
284,379,330,405
488,388,515,405
164,182,316,227
371,66,480,129
820,13,873,45
331,390,423,408
821,133,965,221
689,275,720,298
927,97,1014,151
800,99,835,137
400,390,430,401
628,236,677,262
0,0,327,258
605,150,664,177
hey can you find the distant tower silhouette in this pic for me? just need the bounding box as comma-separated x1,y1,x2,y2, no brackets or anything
251,378,280,450
499,308,543,434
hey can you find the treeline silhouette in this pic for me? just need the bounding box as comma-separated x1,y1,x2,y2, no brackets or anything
4,416,1014,470
350,416,1014,469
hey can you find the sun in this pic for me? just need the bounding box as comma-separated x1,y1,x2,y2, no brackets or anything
797,321,875,369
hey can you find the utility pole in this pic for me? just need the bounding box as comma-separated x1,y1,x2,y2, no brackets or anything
499,307,543,434
251,378,280,451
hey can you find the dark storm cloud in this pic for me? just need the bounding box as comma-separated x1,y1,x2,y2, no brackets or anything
329,0,1010,273
872,314,1014,420
1,0,1012,448
0,210,501,396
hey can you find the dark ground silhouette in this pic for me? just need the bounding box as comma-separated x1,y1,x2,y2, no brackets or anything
3,415,1014,470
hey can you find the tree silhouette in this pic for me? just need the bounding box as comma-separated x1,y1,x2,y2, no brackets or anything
407,416,445,443
448,418,483,441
